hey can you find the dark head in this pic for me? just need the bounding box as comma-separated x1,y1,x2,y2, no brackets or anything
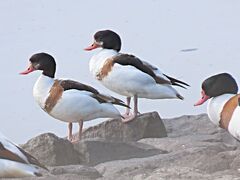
84,30,121,52
20,53,56,78
194,73,238,106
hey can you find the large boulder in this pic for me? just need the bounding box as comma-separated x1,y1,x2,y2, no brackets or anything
81,111,167,142
21,133,83,166
163,114,218,137
21,112,167,167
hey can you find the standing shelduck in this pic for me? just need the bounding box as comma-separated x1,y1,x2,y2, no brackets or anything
194,73,240,140
20,53,128,142
0,132,47,178
85,30,189,122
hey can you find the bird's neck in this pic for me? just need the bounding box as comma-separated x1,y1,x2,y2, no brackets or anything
33,74,55,109
94,49,118,62
207,94,235,126
89,49,118,75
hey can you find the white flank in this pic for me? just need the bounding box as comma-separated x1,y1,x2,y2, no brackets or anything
50,90,121,122
227,106,240,140
207,94,235,126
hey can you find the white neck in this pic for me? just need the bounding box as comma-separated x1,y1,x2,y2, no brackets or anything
89,49,118,77
207,94,235,126
33,74,55,109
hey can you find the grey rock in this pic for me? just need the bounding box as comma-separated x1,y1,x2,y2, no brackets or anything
95,143,240,180
81,111,167,142
132,167,240,180
50,165,102,179
163,114,218,137
14,112,240,180
230,150,240,169
21,133,83,166
73,138,167,165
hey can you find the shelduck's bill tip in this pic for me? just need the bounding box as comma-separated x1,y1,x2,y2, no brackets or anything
84,43,100,51
194,90,210,106
20,64,35,75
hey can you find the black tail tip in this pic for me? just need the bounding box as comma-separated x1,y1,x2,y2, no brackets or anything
177,94,184,100
238,97,240,106
34,172,43,177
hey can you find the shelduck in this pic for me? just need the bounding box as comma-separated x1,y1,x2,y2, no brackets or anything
0,132,47,178
194,73,240,140
85,30,189,122
20,53,128,142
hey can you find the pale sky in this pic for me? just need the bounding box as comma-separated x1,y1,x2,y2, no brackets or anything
1,0,240,143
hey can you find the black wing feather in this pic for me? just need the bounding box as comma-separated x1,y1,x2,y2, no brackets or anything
163,74,190,88
59,80,99,94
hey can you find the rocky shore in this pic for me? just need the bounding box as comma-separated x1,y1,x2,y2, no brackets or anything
4,112,240,180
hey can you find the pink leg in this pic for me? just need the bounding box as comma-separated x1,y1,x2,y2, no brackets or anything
122,95,138,123
71,121,83,143
67,123,73,142
78,121,83,141
122,97,132,118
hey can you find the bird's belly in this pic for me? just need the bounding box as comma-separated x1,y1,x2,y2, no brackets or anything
48,91,119,122
100,67,178,99
49,95,100,122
